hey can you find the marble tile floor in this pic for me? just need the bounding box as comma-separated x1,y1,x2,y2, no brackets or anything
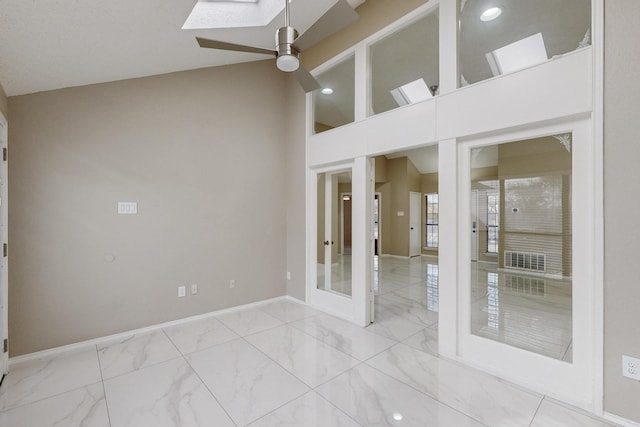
0,297,616,427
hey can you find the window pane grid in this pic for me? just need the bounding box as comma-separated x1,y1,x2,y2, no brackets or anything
426,194,439,248
487,193,499,254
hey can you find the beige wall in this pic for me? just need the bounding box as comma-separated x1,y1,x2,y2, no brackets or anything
8,61,289,356
284,75,307,300
0,81,8,119
604,0,640,422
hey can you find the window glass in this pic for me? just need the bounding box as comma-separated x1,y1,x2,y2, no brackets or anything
426,193,439,248
470,133,573,362
313,55,355,134
370,11,439,115
459,0,591,86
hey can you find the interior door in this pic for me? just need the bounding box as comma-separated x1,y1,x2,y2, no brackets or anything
409,192,421,257
311,167,354,319
0,116,7,376
308,158,373,326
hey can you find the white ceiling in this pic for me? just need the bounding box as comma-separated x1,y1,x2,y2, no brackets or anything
0,0,364,96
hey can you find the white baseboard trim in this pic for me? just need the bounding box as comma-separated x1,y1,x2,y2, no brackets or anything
10,295,289,364
604,412,640,427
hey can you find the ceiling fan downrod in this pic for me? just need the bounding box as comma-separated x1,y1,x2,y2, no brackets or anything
276,0,300,72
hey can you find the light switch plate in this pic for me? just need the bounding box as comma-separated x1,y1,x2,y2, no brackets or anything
117,202,138,215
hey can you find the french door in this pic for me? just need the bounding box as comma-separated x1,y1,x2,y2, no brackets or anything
307,158,373,326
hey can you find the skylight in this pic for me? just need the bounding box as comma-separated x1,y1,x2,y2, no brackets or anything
486,33,548,77
390,78,433,107
183,0,283,29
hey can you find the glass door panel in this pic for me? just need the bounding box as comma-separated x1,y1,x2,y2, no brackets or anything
470,134,573,362
317,170,352,297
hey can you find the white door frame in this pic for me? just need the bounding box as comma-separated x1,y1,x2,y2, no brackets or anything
0,113,8,375
409,192,421,257
452,117,599,410
306,158,372,326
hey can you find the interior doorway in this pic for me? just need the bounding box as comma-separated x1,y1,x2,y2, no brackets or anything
373,193,381,256
341,193,352,255
409,192,421,257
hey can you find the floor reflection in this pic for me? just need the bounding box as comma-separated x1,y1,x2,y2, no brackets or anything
322,255,571,362
470,261,573,362
317,254,352,296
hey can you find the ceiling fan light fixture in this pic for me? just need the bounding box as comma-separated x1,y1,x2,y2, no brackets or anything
276,54,300,72
480,6,502,21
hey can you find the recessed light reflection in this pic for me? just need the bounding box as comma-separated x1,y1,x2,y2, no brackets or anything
321,87,334,95
393,412,403,421
480,7,502,21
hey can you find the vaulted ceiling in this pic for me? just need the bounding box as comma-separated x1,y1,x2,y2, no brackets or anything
0,0,364,96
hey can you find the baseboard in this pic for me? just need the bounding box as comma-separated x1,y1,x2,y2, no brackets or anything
10,295,289,364
604,412,640,427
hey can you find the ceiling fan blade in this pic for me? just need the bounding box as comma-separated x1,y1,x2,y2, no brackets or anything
291,0,359,52
293,65,321,93
196,37,276,56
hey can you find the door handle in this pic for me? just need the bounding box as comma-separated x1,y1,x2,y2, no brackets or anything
323,240,330,246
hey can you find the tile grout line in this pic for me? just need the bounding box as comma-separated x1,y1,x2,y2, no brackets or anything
95,344,114,427
313,385,366,427
361,354,490,427
528,396,546,427
181,349,239,427
0,348,106,414
286,315,398,362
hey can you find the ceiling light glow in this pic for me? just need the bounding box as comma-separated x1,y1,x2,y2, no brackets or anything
393,412,404,421
480,7,502,21
276,54,299,72
321,88,334,95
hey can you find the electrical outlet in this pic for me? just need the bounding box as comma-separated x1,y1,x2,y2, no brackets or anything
229,279,236,289
287,272,291,281
178,285,186,298
622,355,640,380
191,284,198,295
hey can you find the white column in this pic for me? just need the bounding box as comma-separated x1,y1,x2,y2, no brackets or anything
352,155,372,326
438,138,458,357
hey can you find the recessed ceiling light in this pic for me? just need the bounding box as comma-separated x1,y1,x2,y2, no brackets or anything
321,88,334,95
393,412,404,421
480,7,502,22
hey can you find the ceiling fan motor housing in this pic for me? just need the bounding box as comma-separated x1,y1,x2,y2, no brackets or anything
276,26,300,72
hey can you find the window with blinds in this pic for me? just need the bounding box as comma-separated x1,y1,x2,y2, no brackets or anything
425,193,439,248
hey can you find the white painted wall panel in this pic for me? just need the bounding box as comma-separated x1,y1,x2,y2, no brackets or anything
437,49,592,140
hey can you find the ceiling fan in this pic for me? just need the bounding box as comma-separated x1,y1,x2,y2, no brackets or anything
195,0,359,92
